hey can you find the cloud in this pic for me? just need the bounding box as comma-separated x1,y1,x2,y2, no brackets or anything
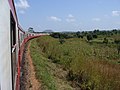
68,14,74,18
15,0,30,9
92,18,101,21
66,14,76,23
49,16,62,22
15,0,30,14
112,11,120,16
66,18,76,23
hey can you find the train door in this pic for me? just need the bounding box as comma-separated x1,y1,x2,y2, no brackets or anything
10,11,16,90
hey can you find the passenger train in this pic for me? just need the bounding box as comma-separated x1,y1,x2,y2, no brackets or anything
0,0,47,90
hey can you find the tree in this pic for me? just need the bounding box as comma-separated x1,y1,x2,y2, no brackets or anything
87,34,93,41
92,34,97,38
28,27,34,33
50,33,60,38
76,31,80,36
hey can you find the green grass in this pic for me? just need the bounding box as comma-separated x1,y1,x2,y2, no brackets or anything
30,36,120,90
30,39,56,90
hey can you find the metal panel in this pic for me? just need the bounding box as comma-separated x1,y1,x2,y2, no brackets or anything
0,0,12,90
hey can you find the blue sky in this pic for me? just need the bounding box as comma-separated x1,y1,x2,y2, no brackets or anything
15,0,120,32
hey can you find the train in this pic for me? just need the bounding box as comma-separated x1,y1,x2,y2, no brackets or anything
0,0,47,90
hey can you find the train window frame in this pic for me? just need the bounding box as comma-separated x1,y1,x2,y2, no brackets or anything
10,10,16,90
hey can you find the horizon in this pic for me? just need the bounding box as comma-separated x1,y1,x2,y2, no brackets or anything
15,0,120,32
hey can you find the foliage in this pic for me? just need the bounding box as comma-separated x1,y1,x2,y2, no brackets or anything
31,36,120,90
117,45,120,54
114,39,120,44
92,34,97,38
87,34,93,41
103,38,108,44
50,32,71,39
59,39,65,44
30,40,56,90
76,31,83,38
28,27,34,33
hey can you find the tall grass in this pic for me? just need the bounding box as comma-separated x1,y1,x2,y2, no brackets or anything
30,39,56,90
32,36,120,90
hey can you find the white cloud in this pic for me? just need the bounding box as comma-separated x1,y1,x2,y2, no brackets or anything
66,18,76,23
49,16,62,22
15,0,30,14
112,11,120,16
66,14,76,23
15,0,30,9
92,18,101,21
68,14,74,18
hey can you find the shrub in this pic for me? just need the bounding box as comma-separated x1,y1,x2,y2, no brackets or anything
59,39,65,44
92,34,97,38
103,38,108,44
117,45,120,54
114,39,120,44
77,35,83,38
50,33,60,38
87,34,93,41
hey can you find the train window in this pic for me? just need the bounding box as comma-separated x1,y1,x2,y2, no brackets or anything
10,11,16,90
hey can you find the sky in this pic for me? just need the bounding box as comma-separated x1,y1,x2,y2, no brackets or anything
15,0,120,32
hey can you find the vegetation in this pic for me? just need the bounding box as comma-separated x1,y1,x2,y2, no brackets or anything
87,34,93,41
30,29,120,90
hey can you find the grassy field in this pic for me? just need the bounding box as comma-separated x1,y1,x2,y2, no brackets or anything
30,36,120,90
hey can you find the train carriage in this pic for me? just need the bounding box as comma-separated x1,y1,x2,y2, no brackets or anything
0,0,48,90
0,0,18,90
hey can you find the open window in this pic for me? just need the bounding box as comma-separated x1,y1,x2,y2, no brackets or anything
10,11,16,90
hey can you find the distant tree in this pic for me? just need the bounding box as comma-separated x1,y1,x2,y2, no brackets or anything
76,31,80,36
28,27,34,33
103,38,108,44
77,34,83,38
87,34,93,41
50,33,60,38
92,34,97,38
112,29,118,34
76,31,81,38
93,29,99,34
79,35,83,38
50,33,70,39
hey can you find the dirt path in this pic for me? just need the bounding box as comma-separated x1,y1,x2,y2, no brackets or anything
20,42,41,90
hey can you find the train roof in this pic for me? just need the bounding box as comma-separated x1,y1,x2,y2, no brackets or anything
8,0,23,31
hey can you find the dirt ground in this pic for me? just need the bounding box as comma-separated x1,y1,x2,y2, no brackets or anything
20,42,41,90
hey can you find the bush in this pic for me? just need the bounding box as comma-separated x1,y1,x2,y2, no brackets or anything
114,39,120,44
50,33,71,39
92,34,97,38
87,34,93,41
103,38,108,44
117,45,120,54
50,33,60,38
59,39,65,44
